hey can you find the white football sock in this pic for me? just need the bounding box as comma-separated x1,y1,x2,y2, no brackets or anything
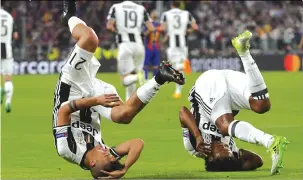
175,84,182,94
125,83,136,101
136,77,161,104
123,74,138,86
239,51,269,99
4,81,13,104
228,120,274,148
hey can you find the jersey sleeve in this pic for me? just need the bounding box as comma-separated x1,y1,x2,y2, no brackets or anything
160,12,167,23
107,4,116,20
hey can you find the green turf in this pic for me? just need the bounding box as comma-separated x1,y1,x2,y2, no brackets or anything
1,72,303,179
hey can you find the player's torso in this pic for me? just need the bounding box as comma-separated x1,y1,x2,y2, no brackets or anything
0,9,13,44
60,45,101,97
165,9,189,48
114,2,145,44
70,107,102,145
145,22,161,50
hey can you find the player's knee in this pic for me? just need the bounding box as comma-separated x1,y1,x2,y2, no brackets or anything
217,124,229,136
118,110,134,124
252,100,271,114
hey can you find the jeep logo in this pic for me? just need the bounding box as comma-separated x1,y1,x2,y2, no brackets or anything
202,122,221,134
72,121,99,136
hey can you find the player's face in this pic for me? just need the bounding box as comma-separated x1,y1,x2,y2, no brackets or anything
91,145,117,164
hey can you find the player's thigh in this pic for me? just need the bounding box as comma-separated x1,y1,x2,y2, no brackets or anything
144,48,152,67
133,43,145,71
117,43,135,75
151,49,160,67
211,95,234,134
225,70,251,109
0,58,14,76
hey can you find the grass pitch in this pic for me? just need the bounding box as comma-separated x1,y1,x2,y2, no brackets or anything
1,72,303,179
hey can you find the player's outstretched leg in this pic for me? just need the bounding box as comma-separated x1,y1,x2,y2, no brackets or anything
111,61,184,123
231,31,289,175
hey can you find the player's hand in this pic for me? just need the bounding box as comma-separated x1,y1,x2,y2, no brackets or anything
195,136,211,158
96,94,121,107
99,168,127,179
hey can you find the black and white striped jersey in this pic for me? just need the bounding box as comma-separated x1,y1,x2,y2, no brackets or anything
161,8,196,48
1,9,14,59
188,70,253,136
107,1,151,44
52,76,119,168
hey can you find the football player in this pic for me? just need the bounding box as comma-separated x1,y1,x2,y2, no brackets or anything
179,106,263,171
178,30,288,175
160,1,198,99
0,3,19,112
106,0,155,101
53,1,185,179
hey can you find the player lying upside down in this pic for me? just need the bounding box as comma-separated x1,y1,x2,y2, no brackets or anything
178,30,289,174
53,0,185,179
179,106,263,171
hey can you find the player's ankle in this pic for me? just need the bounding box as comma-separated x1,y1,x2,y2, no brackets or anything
155,72,165,85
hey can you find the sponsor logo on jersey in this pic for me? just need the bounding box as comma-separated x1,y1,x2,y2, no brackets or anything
201,121,222,135
71,121,99,136
210,98,215,103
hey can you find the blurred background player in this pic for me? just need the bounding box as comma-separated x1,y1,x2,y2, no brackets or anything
160,1,198,99
106,0,155,101
186,30,289,175
179,106,264,172
0,4,18,112
143,10,161,80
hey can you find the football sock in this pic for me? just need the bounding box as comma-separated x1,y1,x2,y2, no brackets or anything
175,84,182,94
4,81,13,105
239,51,269,100
123,74,138,86
136,77,161,104
125,83,136,101
228,120,274,148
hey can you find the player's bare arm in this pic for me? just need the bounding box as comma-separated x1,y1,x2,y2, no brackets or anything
143,21,155,36
100,139,144,179
57,94,120,126
61,0,98,53
106,19,117,33
179,106,211,157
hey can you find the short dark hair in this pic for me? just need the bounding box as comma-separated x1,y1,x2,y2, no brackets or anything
205,157,242,171
171,1,181,8
91,161,125,179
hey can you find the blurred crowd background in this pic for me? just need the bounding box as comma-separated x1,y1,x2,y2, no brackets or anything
2,0,303,61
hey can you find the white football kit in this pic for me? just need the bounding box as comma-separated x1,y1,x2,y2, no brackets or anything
53,45,121,168
107,1,152,75
0,9,14,75
161,8,195,70
183,69,253,157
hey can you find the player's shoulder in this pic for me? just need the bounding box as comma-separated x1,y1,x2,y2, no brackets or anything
0,9,13,19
